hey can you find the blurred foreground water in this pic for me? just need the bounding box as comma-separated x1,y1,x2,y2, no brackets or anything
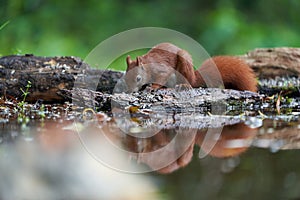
1,104,300,200
0,120,161,199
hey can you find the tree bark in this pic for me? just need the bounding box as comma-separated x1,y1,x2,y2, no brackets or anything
238,47,300,78
0,55,123,102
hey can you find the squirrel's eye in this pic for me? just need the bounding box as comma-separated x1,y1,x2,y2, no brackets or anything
136,75,142,82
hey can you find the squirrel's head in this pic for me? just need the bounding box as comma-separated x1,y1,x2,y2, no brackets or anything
125,55,149,92
125,54,178,92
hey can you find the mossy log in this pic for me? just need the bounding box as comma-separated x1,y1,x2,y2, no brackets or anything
0,47,300,103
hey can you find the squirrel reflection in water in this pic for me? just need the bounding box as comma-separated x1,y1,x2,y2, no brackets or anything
105,123,257,174
38,119,257,174
196,123,257,158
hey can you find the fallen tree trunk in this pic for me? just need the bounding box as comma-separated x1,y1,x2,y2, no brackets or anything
0,47,300,103
0,55,123,102
238,47,300,78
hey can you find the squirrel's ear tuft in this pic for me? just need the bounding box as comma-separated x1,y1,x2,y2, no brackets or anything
126,55,133,67
126,55,138,71
137,56,142,66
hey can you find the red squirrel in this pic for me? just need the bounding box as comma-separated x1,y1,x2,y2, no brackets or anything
126,43,257,92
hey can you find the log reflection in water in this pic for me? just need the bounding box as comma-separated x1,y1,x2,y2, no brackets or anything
36,114,300,175
253,118,300,151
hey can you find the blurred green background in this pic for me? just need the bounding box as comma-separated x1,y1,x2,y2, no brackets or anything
1,0,300,58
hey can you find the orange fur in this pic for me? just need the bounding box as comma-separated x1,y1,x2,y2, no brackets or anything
126,43,257,92
196,123,257,158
